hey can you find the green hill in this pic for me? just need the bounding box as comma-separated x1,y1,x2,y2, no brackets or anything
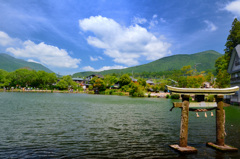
73,50,222,77
0,53,53,73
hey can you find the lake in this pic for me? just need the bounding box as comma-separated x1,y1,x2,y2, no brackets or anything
0,92,239,158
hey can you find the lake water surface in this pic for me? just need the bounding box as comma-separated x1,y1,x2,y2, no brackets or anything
0,92,239,158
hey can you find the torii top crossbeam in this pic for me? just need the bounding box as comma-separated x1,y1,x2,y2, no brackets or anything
166,85,239,95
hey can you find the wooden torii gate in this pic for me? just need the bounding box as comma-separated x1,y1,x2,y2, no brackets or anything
167,85,239,154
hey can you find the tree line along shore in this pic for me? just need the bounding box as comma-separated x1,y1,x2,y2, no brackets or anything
0,64,215,99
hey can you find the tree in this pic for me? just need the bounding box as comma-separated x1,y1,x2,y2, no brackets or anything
93,78,106,91
215,18,240,87
119,74,131,87
33,71,57,88
7,69,37,87
215,69,230,88
138,78,147,87
104,75,118,88
225,18,240,62
186,75,205,88
56,75,77,90
205,72,214,83
0,69,10,87
129,82,144,97
56,80,68,90
181,65,193,76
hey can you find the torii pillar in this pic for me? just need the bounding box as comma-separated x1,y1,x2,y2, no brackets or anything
206,95,238,151
169,95,198,153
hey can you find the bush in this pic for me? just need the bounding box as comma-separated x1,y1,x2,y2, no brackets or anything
99,91,105,94
171,94,180,99
121,85,130,92
88,85,93,90
129,83,145,97
118,92,124,96
166,94,170,98
88,91,94,94
205,95,214,102
148,93,151,97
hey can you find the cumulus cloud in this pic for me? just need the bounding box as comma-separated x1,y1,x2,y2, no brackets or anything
82,65,126,72
204,20,217,32
79,15,171,66
224,0,240,17
0,31,81,68
0,31,20,46
90,56,103,61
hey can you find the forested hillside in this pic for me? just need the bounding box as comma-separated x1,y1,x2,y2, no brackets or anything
0,53,53,73
73,50,222,77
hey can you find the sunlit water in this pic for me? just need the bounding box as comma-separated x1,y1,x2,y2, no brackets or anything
0,92,239,158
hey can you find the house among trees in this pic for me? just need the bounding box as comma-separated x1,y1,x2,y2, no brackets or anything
227,44,240,104
72,78,84,84
146,80,155,85
130,76,138,83
85,74,104,81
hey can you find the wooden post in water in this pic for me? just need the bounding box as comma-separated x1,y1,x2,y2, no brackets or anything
216,95,225,146
169,94,197,153
179,95,189,147
206,95,238,152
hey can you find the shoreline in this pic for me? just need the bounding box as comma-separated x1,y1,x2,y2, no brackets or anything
0,89,170,98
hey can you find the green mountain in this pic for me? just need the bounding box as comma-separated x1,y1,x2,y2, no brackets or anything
73,50,222,77
0,53,53,73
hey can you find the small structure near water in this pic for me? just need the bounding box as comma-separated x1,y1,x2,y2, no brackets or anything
167,85,239,154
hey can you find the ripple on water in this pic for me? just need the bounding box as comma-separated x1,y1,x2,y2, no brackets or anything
0,92,239,158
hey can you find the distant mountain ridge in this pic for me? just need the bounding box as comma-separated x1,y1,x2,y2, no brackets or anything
73,50,222,77
0,53,53,73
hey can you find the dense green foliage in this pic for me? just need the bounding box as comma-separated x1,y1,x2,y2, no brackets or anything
0,69,10,87
0,68,78,90
215,18,240,88
104,75,118,88
73,50,222,78
0,53,53,73
56,75,78,90
90,77,106,92
119,74,132,87
0,68,57,89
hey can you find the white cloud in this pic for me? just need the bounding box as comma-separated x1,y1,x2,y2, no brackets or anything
90,56,103,61
82,65,126,72
0,31,20,46
149,20,158,28
0,31,81,68
224,0,240,17
97,65,126,71
27,59,41,64
79,16,171,66
204,20,217,32
132,17,147,24
153,14,158,19
82,66,95,71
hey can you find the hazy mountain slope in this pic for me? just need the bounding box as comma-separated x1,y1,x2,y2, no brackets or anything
0,53,53,73
73,50,222,77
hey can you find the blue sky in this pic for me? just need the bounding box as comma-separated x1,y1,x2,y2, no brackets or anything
0,0,240,75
